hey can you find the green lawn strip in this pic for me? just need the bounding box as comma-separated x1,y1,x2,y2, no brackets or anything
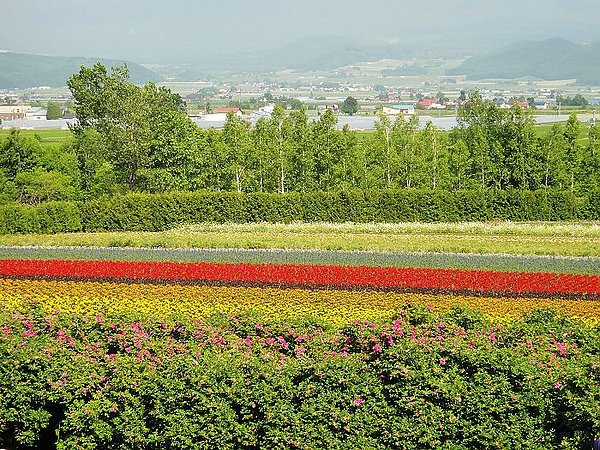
0,229,597,257
176,221,600,238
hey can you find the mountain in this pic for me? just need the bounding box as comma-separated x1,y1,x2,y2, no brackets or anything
0,52,162,89
153,36,424,79
261,36,419,71
446,38,600,84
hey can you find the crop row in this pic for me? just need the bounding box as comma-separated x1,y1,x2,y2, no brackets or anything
1,279,598,326
0,259,598,297
1,246,598,274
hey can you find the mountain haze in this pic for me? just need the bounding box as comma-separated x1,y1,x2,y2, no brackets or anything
0,52,161,89
447,38,600,84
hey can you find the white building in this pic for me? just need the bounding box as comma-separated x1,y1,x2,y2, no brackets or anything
26,107,47,120
382,104,415,115
0,104,28,121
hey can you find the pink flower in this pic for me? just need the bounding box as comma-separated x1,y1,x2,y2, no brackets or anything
439,358,447,366
2,326,11,335
353,398,364,406
96,313,104,324
554,342,567,357
22,330,37,338
554,382,562,389
373,344,382,354
277,336,289,349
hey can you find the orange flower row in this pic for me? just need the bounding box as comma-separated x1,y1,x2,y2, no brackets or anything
0,279,597,326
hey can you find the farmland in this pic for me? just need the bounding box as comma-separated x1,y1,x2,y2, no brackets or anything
1,64,600,449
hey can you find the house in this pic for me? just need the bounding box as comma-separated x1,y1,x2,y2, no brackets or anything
378,91,399,103
416,98,438,109
323,104,339,111
382,104,415,115
429,102,446,110
215,107,243,116
259,104,275,115
0,104,28,121
532,101,548,110
26,107,47,120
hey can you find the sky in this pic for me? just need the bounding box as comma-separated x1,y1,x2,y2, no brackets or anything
2,0,600,64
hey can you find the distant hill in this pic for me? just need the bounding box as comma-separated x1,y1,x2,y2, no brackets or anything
0,52,162,89
446,38,600,84
156,36,423,77
262,36,418,71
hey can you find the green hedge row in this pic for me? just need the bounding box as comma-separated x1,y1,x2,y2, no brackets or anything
0,189,598,234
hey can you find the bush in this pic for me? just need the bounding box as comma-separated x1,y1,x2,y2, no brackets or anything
0,202,81,234
0,307,598,449
0,189,596,234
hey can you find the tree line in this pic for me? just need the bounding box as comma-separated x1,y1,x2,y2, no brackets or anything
0,63,598,205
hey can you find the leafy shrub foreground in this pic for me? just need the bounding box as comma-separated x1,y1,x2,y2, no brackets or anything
1,189,599,234
1,306,599,449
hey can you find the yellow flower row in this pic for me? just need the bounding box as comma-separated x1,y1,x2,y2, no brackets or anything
0,278,598,326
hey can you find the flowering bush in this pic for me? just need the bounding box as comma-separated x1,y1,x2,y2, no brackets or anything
0,306,598,449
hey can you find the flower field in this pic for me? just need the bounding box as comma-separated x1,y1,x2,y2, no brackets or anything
1,244,599,449
0,247,599,326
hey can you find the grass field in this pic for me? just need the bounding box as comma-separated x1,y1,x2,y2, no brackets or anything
0,128,71,143
1,221,598,257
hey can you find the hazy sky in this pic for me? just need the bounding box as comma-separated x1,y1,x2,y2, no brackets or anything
3,0,600,63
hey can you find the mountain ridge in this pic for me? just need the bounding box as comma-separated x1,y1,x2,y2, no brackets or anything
446,38,600,84
0,52,162,89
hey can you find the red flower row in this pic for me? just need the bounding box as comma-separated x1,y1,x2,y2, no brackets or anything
0,259,598,297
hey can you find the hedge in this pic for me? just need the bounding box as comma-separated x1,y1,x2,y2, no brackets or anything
0,189,597,234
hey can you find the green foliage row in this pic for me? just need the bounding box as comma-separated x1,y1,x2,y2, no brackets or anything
1,306,599,449
0,189,598,234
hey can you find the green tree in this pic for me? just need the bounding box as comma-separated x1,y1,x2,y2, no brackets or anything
268,105,293,193
222,113,253,192
420,121,448,189
311,109,340,190
67,63,187,191
448,139,470,190
14,167,76,205
288,105,315,191
579,123,600,192
341,96,359,115
393,114,420,188
46,102,62,120
541,124,568,189
0,129,40,178
563,113,581,192
501,106,536,189
374,112,395,188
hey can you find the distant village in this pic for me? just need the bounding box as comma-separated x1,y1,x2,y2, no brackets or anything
1,81,598,131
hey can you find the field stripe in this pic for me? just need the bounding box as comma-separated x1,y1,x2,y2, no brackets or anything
0,246,598,274
1,279,598,326
0,259,598,297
